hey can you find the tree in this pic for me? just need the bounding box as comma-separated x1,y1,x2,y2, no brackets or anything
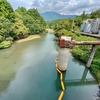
22,14,36,34
27,8,46,33
0,17,13,39
74,16,82,27
15,8,46,34
15,6,27,15
0,0,15,22
90,9,100,18
13,12,28,39
81,11,86,20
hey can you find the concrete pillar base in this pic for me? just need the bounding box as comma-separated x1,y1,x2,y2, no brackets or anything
58,48,69,71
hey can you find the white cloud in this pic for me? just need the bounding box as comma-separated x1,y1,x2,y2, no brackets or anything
7,0,32,10
7,0,100,15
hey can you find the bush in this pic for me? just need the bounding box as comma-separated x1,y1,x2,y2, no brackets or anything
0,35,3,42
91,59,100,72
73,26,80,30
0,41,11,49
6,37,13,41
96,72,100,80
75,32,81,37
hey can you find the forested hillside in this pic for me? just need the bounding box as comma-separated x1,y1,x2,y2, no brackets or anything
48,9,100,83
41,11,76,21
0,0,46,49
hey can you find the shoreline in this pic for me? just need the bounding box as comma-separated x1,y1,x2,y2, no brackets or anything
15,35,41,43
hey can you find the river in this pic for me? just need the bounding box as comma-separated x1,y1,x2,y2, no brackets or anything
0,33,99,100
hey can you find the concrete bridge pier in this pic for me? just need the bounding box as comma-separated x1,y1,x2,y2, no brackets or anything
58,48,69,71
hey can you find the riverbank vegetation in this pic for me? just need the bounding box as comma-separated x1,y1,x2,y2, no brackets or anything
47,9,100,83
0,0,46,49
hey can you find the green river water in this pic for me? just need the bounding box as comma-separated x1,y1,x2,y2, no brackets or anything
0,33,99,100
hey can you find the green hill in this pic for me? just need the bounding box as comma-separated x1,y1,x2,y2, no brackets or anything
41,11,76,21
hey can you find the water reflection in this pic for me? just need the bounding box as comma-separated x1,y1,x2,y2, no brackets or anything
96,85,100,100
64,67,97,87
71,55,86,66
55,73,62,92
55,52,98,88
55,67,97,89
55,54,98,100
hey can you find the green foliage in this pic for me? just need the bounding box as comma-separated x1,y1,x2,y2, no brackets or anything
80,11,87,20
75,32,81,37
91,59,100,71
94,46,100,59
0,0,14,49
72,45,89,62
96,72,100,81
0,17,13,39
74,26,80,30
0,0,15,22
74,16,82,27
49,18,73,31
27,8,46,33
6,36,13,41
0,1,46,49
15,7,27,15
48,18,73,38
15,7,46,34
0,40,11,49
91,46,100,73
54,29,66,37
13,12,28,39
90,9,100,18
0,35,3,42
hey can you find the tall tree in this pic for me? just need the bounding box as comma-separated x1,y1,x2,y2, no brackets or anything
90,9,100,18
0,0,15,22
16,8,46,34
81,11,86,20
13,12,28,39
0,17,13,39
15,6,27,15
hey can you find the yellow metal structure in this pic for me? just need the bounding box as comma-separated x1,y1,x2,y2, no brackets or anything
55,55,65,100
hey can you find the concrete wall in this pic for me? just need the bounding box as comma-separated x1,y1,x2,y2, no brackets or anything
80,18,100,34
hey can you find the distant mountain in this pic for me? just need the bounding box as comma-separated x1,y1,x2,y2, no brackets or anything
41,12,76,21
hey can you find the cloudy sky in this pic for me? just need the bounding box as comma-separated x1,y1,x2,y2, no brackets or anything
7,0,100,15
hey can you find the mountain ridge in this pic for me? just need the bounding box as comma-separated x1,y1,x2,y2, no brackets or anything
41,11,76,21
